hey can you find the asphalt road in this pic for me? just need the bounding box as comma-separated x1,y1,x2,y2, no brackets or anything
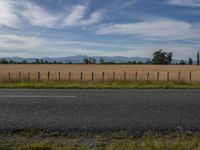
0,89,200,132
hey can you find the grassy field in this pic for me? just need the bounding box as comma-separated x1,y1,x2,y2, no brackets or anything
0,131,200,150
0,81,200,89
1,65,200,150
0,64,200,81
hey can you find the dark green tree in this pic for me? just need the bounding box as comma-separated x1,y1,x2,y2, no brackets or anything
9,60,15,64
83,57,96,64
91,57,96,64
167,52,173,64
99,58,105,64
197,51,200,65
83,57,89,64
133,60,137,64
36,59,40,64
40,59,44,64
0,58,8,64
179,60,186,65
45,60,49,64
188,58,193,65
152,49,173,64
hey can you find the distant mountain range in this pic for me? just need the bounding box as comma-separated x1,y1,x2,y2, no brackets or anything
1,55,182,64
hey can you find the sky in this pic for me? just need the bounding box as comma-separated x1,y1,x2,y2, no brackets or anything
0,0,200,60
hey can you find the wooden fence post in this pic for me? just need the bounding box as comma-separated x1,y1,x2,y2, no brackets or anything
189,72,192,81
135,72,138,81
147,72,149,81
167,72,169,82
38,72,40,81
113,72,115,81
8,72,11,81
80,72,83,81
19,72,21,81
48,71,50,81
124,72,126,81
91,72,94,81
69,72,71,81
102,72,105,81
178,72,181,81
28,72,30,81
58,72,61,81
157,72,159,81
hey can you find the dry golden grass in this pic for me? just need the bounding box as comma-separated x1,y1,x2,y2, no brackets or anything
0,64,200,81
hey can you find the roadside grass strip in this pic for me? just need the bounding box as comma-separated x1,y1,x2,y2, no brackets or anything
0,81,200,89
1,132,200,150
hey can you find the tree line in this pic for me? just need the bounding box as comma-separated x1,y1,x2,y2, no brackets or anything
0,49,199,65
82,49,200,65
0,59,69,64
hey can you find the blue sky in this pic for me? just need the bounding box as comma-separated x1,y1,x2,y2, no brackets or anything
0,0,200,59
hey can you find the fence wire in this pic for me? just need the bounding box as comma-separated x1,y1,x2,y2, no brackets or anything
0,71,200,82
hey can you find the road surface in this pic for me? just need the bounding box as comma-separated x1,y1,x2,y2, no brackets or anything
0,89,200,132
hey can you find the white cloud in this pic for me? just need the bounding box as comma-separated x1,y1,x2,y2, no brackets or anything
0,1,102,29
64,5,102,27
167,0,200,7
0,1,198,59
0,34,45,50
0,0,19,28
97,18,200,40
21,2,59,28
0,33,199,60
0,0,59,28
120,43,200,60
64,5,86,26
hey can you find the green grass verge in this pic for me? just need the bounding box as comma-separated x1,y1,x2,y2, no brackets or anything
0,81,200,89
1,132,200,150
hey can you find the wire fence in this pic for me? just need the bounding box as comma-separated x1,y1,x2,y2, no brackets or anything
0,71,200,82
